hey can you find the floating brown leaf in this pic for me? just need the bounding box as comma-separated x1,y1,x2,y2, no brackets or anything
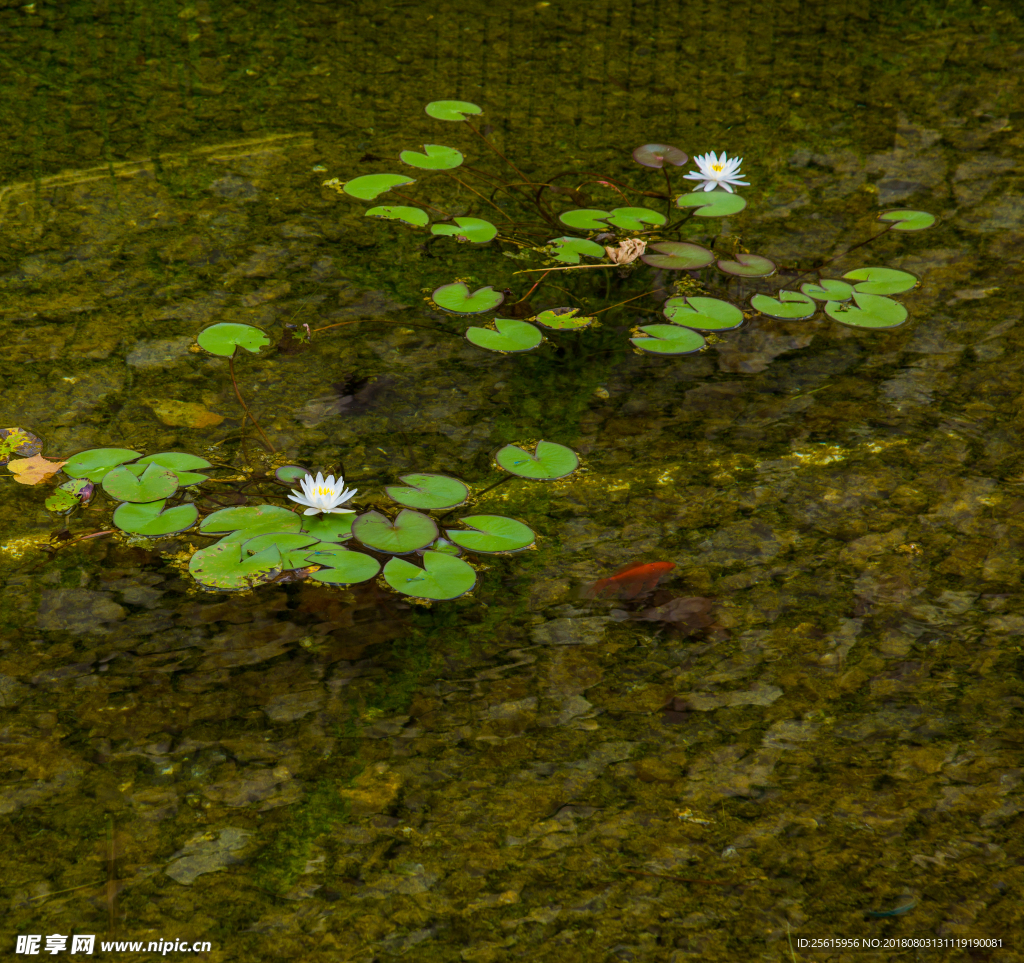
8,453,66,485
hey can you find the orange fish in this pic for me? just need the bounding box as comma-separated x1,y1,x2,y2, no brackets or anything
581,561,676,600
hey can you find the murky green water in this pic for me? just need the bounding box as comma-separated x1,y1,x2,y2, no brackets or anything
2,0,1024,960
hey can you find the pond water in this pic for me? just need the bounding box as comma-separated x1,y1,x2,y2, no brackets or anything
2,0,1024,960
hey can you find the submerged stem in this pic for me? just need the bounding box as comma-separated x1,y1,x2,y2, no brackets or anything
593,289,658,316
228,355,276,452
443,172,513,222
464,120,530,184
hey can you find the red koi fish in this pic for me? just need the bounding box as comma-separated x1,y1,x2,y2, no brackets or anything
581,561,676,600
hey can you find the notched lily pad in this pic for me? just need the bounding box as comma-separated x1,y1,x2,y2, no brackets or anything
352,509,438,554
307,548,381,585
189,541,282,592
445,515,535,554
382,551,477,600
716,254,776,278
801,279,854,302
386,473,469,510
341,173,416,200
495,440,579,480
432,282,504,315
136,451,212,486
366,205,430,227
301,513,354,541
879,209,936,231
465,317,542,353
604,207,667,230
663,296,743,331
200,504,302,537
641,241,715,270
675,192,747,217
425,100,482,122
750,290,817,320
197,322,271,357
842,266,918,296
275,465,310,485
102,463,179,503
546,236,606,264
632,144,688,169
431,217,498,244
630,325,706,355
399,144,464,170
241,532,320,569
534,307,595,330
45,478,92,514
559,208,612,231
113,500,199,536
824,292,908,329
63,448,140,483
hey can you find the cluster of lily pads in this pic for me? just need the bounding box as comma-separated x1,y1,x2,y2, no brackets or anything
322,100,936,357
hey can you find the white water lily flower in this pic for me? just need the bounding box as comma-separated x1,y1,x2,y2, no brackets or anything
288,471,358,515
683,151,749,193
604,238,647,265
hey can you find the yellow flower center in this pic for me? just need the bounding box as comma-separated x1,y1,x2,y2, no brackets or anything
711,164,723,173
316,486,333,496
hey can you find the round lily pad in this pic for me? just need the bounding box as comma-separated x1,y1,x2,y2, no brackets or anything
307,548,381,585
559,209,612,231
428,537,462,557
342,173,416,200
750,290,817,320
301,513,354,541
113,500,199,536
366,205,429,227
197,322,271,357
425,100,482,122
189,540,282,592
199,504,302,536
136,451,212,486
352,509,438,554
445,515,535,554
400,144,464,170
663,296,743,332
716,254,776,278
386,473,469,510
879,209,936,231
465,317,543,354
641,241,715,270
103,463,179,503
546,236,607,264
604,207,667,230
675,192,747,217
842,266,918,296
63,448,140,483
495,440,579,480
431,217,498,244
241,531,321,569
630,325,706,355
801,279,854,302
632,144,688,169
382,551,477,601
534,307,595,330
824,293,908,329
275,465,310,485
0,427,42,466
433,282,504,315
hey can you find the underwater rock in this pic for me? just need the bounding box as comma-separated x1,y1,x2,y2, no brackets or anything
164,828,253,885
36,589,125,634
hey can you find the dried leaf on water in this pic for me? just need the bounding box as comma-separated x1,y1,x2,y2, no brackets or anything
8,454,66,485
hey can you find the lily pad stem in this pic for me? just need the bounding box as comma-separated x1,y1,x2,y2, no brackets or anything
311,318,462,339
785,226,894,290
463,119,530,184
389,190,450,218
443,172,514,222
228,355,276,453
593,289,657,316
437,473,518,522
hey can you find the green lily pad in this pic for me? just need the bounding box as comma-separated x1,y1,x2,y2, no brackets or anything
824,292,908,329
445,515,535,554
675,192,748,217
197,322,271,357
135,452,212,486
842,266,918,296
307,548,381,585
382,551,477,601
534,307,595,330
495,440,579,480
716,254,776,278
750,290,817,320
241,531,321,569
386,473,469,510
632,144,688,169
366,205,430,227
879,209,936,231
200,504,302,536
604,207,667,230
630,324,707,355
102,463,179,503
432,282,504,315
0,427,42,465
189,540,282,592
641,242,715,270
425,100,482,122
428,537,462,556
663,296,743,331
275,465,310,485
342,173,416,200
400,144,464,170
559,208,612,231
546,236,607,264
465,317,543,353
45,478,91,514
801,279,854,302
113,500,199,536
352,509,438,554
301,513,354,541
63,448,140,483
431,217,498,244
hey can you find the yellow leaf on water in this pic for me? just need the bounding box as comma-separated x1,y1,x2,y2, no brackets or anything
8,454,67,485
146,399,225,429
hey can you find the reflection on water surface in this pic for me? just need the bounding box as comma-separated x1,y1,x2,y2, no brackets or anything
2,0,1024,959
